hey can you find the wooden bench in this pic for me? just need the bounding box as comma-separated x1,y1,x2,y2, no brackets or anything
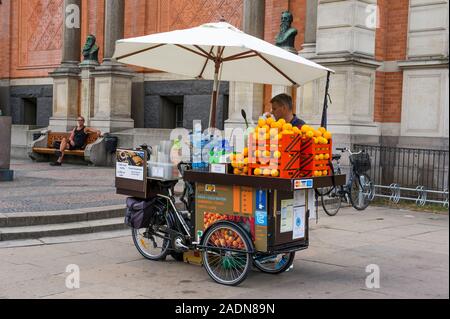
32,132,100,156
29,131,105,165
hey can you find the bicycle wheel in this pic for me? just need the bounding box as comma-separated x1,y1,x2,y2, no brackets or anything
202,222,253,286
349,173,374,211
132,214,171,261
315,186,334,197
321,186,342,216
253,252,295,274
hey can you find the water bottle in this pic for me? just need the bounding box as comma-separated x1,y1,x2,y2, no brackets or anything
192,120,202,169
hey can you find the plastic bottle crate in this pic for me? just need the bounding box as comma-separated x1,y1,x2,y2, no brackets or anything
248,133,302,170
249,133,302,151
298,155,330,177
300,138,333,157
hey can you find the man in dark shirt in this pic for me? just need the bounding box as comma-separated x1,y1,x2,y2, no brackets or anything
267,93,306,129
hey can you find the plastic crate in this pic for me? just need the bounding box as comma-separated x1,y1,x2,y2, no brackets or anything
248,133,302,170
298,155,330,177
300,138,333,157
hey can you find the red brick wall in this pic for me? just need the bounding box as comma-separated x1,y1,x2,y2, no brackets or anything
81,0,105,63
0,0,11,79
382,72,403,122
374,0,409,123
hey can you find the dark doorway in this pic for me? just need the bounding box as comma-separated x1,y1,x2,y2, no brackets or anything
160,96,183,129
22,97,37,125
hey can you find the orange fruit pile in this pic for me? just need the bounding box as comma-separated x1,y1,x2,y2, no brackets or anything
230,148,249,175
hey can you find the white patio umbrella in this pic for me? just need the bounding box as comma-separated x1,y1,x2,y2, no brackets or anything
113,21,333,128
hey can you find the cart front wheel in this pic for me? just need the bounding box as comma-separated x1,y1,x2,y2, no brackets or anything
253,252,295,274
202,222,253,286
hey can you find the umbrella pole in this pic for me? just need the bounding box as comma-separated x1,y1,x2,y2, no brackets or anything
209,61,221,128
320,71,331,129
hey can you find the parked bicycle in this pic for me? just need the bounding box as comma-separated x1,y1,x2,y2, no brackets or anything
317,147,374,216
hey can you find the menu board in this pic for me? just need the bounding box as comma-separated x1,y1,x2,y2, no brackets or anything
116,149,145,181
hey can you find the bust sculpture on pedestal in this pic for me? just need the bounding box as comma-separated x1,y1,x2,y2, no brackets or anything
81,34,99,65
275,11,298,54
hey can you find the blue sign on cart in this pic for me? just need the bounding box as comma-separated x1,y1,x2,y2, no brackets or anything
255,189,267,226
256,189,267,211
255,210,267,226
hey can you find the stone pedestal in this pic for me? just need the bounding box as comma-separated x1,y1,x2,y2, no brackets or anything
90,63,135,133
0,116,14,181
300,43,317,59
79,61,99,126
296,60,380,148
48,66,80,132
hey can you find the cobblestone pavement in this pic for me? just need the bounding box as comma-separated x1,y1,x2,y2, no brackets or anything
0,159,127,213
0,206,447,299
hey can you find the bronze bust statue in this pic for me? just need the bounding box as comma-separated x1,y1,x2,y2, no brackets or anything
81,34,99,64
275,11,298,53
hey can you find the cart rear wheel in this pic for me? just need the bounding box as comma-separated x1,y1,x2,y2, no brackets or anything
132,214,171,261
202,222,252,286
253,252,295,274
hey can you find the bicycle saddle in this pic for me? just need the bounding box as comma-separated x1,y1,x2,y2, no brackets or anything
332,154,342,161
156,179,179,189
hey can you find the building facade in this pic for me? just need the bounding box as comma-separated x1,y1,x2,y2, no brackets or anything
0,0,448,152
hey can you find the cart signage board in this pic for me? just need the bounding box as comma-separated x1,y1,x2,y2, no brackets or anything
280,199,294,233
116,149,145,181
210,163,227,174
293,179,313,190
255,189,267,226
293,206,306,239
115,149,147,197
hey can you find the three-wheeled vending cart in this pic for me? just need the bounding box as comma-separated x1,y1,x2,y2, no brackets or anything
116,151,346,286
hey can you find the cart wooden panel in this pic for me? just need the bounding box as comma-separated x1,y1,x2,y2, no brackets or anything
184,171,346,254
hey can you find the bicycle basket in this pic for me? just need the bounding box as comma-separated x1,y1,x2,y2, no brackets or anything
350,152,371,174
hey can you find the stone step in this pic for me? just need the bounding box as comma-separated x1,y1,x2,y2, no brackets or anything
0,205,126,227
0,229,130,248
0,217,128,241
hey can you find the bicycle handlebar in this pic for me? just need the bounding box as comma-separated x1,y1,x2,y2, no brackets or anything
336,147,363,156
177,161,192,177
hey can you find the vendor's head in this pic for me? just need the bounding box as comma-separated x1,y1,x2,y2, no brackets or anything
270,93,293,121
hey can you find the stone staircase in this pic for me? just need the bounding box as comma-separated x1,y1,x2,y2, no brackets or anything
0,205,128,244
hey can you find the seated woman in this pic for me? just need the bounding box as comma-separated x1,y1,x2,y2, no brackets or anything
50,116,102,166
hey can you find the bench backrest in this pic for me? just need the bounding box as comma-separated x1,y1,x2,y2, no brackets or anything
47,131,99,149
